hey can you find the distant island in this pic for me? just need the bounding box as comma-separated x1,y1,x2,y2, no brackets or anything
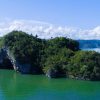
77,40,100,49
0,31,100,81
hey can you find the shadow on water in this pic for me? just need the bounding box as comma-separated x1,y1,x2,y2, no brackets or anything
0,69,100,100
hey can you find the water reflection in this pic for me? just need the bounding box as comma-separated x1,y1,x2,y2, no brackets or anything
0,70,100,100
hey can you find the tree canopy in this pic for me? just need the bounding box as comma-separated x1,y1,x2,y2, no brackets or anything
0,31,100,80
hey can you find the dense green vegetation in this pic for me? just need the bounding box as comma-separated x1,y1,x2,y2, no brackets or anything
67,51,100,80
0,31,100,80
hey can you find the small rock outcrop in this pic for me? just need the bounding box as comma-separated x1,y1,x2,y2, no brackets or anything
46,69,66,78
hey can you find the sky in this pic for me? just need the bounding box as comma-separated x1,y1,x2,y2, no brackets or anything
0,0,100,39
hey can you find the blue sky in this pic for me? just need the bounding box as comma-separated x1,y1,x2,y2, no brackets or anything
0,0,100,40
0,0,100,28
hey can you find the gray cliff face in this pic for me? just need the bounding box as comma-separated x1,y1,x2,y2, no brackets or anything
0,48,13,69
0,48,34,74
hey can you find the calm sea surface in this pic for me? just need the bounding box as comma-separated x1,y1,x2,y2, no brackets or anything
82,48,100,53
0,69,100,100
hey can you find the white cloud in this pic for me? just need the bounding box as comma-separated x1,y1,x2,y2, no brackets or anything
0,19,100,40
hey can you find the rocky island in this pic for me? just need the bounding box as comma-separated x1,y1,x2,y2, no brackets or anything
0,31,100,81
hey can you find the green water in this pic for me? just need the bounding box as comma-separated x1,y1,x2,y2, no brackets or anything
0,70,100,100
